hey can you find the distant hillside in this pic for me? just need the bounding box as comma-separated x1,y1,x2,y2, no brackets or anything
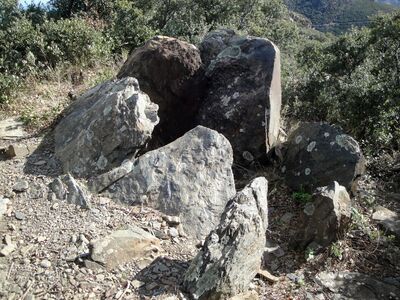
285,0,396,33
376,0,400,6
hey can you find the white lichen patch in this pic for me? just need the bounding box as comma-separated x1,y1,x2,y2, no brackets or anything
295,135,303,144
232,92,240,99
221,95,231,106
305,168,311,176
307,141,316,152
335,134,360,154
281,166,286,173
96,154,108,170
324,132,330,138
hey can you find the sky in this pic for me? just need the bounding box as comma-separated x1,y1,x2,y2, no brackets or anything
20,0,50,7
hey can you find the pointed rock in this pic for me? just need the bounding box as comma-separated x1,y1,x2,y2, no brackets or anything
183,177,268,300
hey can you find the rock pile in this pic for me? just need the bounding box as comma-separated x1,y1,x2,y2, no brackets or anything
15,31,373,299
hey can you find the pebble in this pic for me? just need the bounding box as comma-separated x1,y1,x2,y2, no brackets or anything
79,234,89,245
0,244,16,256
15,212,26,221
163,215,181,226
12,180,29,193
169,228,179,238
33,160,46,166
40,260,52,268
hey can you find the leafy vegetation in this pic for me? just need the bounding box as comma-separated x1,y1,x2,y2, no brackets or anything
0,0,399,157
288,11,400,153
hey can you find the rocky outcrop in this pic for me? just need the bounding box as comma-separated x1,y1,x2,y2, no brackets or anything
103,126,236,241
48,174,90,209
198,31,282,164
183,177,268,300
281,122,365,192
117,36,204,147
315,271,400,300
295,182,351,251
89,227,160,270
54,77,159,178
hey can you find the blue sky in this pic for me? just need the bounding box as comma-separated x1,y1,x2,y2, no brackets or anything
20,0,50,6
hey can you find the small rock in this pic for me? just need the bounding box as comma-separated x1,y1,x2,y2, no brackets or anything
280,212,294,224
37,236,46,243
13,180,29,193
131,280,143,289
372,206,400,239
169,228,179,238
163,215,181,226
15,212,26,221
257,269,280,283
40,260,51,268
0,197,10,217
79,234,90,245
4,235,12,245
0,244,16,256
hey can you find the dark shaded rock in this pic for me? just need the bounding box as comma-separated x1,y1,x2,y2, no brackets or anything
54,77,159,178
183,177,268,299
316,271,400,300
281,122,365,192
48,174,90,209
118,36,205,147
198,31,282,164
295,182,351,250
199,29,237,67
103,126,236,241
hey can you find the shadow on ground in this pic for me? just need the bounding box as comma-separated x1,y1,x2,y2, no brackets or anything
134,256,190,297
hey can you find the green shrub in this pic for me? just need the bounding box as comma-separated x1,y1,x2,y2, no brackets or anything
41,18,111,67
292,190,313,204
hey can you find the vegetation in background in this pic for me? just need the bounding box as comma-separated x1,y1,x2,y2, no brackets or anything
288,11,400,153
285,0,395,33
0,0,399,156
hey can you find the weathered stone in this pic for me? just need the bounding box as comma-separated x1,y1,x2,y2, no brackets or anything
295,182,351,250
118,36,204,147
54,77,159,177
12,179,29,193
40,259,51,268
0,197,10,219
0,118,27,140
89,227,160,270
0,244,16,256
281,122,365,192
48,174,90,209
316,271,400,300
198,31,282,164
88,159,134,193
372,206,400,239
183,177,268,300
2,144,37,159
14,211,25,221
104,126,236,241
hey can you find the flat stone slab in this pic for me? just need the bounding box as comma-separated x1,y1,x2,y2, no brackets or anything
0,118,27,140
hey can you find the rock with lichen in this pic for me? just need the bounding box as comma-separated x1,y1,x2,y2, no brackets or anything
280,122,365,192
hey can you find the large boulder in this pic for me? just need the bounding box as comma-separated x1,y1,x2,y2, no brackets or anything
198,31,282,164
183,177,268,300
117,36,204,147
103,126,236,241
295,181,351,251
54,77,159,178
281,122,365,192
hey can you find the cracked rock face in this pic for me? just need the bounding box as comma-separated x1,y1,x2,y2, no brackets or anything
183,177,268,300
103,126,236,241
198,30,282,165
295,181,351,250
281,122,365,192
54,77,159,178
